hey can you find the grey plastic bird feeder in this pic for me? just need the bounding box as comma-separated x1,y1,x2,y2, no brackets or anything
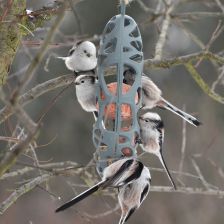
92,2,144,175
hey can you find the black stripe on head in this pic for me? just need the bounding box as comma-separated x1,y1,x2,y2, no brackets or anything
150,119,164,129
122,161,144,185
76,40,83,46
125,207,136,223
140,184,149,203
68,48,75,56
90,75,96,84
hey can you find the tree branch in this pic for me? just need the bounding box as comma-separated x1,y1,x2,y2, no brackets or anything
0,74,74,124
185,63,224,104
145,51,224,69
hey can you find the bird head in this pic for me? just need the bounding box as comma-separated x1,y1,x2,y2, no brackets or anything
74,75,96,87
139,112,163,129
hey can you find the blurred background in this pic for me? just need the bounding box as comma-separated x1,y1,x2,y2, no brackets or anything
1,0,224,223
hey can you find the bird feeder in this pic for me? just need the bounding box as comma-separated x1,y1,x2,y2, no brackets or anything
92,1,144,175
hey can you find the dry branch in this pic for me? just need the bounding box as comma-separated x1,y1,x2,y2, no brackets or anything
185,63,224,104
145,51,224,69
0,173,52,215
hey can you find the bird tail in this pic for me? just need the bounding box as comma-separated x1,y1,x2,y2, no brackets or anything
119,208,136,224
55,180,105,213
157,152,177,190
159,98,201,127
57,56,67,60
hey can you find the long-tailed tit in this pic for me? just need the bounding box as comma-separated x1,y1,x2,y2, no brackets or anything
74,74,98,119
55,158,144,213
138,112,176,189
58,41,97,74
118,166,151,224
123,70,201,127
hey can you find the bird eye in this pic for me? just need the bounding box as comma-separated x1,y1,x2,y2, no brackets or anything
84,50,87,53
81,80,85,83
145,119,150,123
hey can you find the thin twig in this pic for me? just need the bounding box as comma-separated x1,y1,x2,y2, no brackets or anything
0,74,74,125
67,0,82,34
0,174,52,215
191,157,216,190
154,3,174,60
211,65,224,92
214,0,224,13
185,63,224,104
150,186,224,196
178,105,187,179
11,2,66,101
145,51,224,69
82,203,120,219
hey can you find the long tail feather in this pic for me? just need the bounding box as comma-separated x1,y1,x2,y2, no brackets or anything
57,56,67,60
55,180,105,213
157,152,177,190
159,98,201,127
119,216,125,224
119,208,136,224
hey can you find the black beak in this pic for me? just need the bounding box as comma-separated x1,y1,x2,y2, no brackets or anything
87,53,91,57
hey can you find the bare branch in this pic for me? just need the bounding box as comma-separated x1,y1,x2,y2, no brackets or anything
214,0,224,13
0,74,74,125
154,3,174,60
178,105,187,179
185,63,224,104
12,2,66,102
211,65,224,92
82,203,120,219
0,125,39,177
150,186,224,196
0,173,52,215
145,51,224,69
172,11,224,19
191,157,211,190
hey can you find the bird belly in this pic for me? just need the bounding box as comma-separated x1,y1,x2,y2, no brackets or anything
143,138,160,154
76,90,96,112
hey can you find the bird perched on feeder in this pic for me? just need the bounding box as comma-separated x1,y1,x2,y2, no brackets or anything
55,158,145,213
74,74,137,121
74,74,98,119
123,69,201,127
118,166,151,224
138,112,176,189
57,41,97,74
